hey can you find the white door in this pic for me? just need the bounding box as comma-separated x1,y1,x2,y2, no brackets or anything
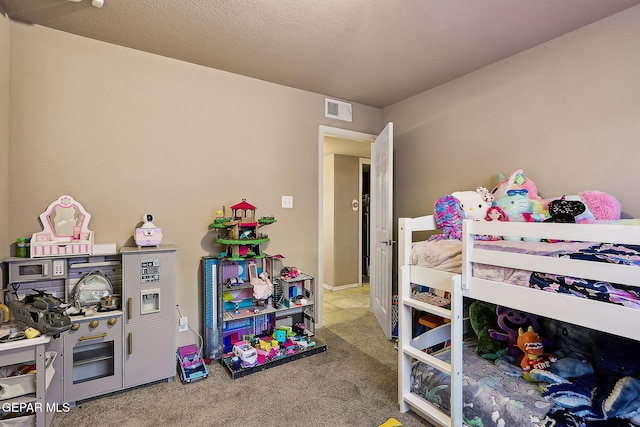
370,122,393,339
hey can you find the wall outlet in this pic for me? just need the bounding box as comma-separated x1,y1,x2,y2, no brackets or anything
178,316,188,332
282,195,294,209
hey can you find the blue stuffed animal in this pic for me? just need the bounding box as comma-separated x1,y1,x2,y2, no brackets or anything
544,333,640,422
539,317,597,380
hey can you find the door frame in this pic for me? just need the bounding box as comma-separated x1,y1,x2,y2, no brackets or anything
358,157,371,285
317,125,376,329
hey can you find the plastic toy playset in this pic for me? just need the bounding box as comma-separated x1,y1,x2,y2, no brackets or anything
223,324,324,379
204,199,326,379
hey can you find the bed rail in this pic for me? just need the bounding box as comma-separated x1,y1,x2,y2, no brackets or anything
462,219,640,341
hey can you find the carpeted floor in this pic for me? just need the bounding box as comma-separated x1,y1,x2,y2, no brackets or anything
50,312,431,427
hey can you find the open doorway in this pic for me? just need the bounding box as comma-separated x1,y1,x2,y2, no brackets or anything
317,126,375,328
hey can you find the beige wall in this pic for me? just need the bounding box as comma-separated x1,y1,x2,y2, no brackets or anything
384,5,640,221
333,154,360,286
5,22,382,342
323,154,360,288
0,13,9,264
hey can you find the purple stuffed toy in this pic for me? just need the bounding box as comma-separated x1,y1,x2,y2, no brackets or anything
489,305,539,359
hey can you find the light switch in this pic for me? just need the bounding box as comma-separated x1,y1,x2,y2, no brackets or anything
282,195,294,209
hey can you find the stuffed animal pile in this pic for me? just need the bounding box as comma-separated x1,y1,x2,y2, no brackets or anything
492,169,621,224
430,169,622,241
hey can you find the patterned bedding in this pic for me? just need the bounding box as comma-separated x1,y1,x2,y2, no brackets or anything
410,339,552,425
410,339,640,427
529,243,640,309
410,239,640,308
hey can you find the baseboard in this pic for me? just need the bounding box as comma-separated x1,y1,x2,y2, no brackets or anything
323,282,361,291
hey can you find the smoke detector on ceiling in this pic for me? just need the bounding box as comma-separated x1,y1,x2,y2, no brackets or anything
325,98,352,122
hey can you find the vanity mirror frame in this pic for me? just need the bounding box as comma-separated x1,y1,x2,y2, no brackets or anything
31,195,94,258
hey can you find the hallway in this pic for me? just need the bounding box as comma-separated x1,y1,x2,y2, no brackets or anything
322,284,370,327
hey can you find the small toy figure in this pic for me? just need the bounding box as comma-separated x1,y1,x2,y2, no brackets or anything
517,326,557,381
482,206,509,241
485,206,508,222
251,271,273,300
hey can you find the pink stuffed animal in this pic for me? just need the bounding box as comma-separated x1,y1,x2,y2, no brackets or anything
579,191,621,221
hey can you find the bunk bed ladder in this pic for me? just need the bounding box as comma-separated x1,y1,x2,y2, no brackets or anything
398,264,464,426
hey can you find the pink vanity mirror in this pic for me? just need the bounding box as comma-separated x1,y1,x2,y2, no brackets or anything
31,195,94,257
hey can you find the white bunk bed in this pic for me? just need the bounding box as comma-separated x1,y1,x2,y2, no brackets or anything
398,216,640,426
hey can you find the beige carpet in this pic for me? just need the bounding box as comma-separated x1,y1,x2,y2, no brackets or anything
50,312,431,427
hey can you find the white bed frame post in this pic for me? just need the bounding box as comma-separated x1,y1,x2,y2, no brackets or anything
398,216,464,426
398,218,412,413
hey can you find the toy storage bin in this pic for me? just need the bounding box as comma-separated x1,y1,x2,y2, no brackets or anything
0,352,56,401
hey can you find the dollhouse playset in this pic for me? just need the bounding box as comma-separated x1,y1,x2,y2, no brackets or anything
203,199,326,379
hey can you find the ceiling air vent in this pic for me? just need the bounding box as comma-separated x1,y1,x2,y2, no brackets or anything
325,98,352,122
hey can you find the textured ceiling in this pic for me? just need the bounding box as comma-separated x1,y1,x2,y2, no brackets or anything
1,0,639,108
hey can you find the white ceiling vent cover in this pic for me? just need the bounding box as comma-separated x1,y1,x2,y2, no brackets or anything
325,98,352,122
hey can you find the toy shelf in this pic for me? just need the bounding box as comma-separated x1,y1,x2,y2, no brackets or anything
222,301,314,321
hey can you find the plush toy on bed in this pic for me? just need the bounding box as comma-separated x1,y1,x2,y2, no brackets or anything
543,196,586,223
489,306,540,359
494,169,622,222
592,334,640,420
492,169,541,201
493,189,544,241
578,191,622,221
544,333,640,422
430,188,498,241
517,326,558,381
539,317,597,380
451,187,493,221
494,189,534,223
469,301,507,359
428,195,464,241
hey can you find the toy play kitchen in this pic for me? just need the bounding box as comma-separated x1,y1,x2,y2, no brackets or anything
1,195,177,424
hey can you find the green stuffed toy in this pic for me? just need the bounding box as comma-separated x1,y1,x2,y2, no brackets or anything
469,300,507,359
